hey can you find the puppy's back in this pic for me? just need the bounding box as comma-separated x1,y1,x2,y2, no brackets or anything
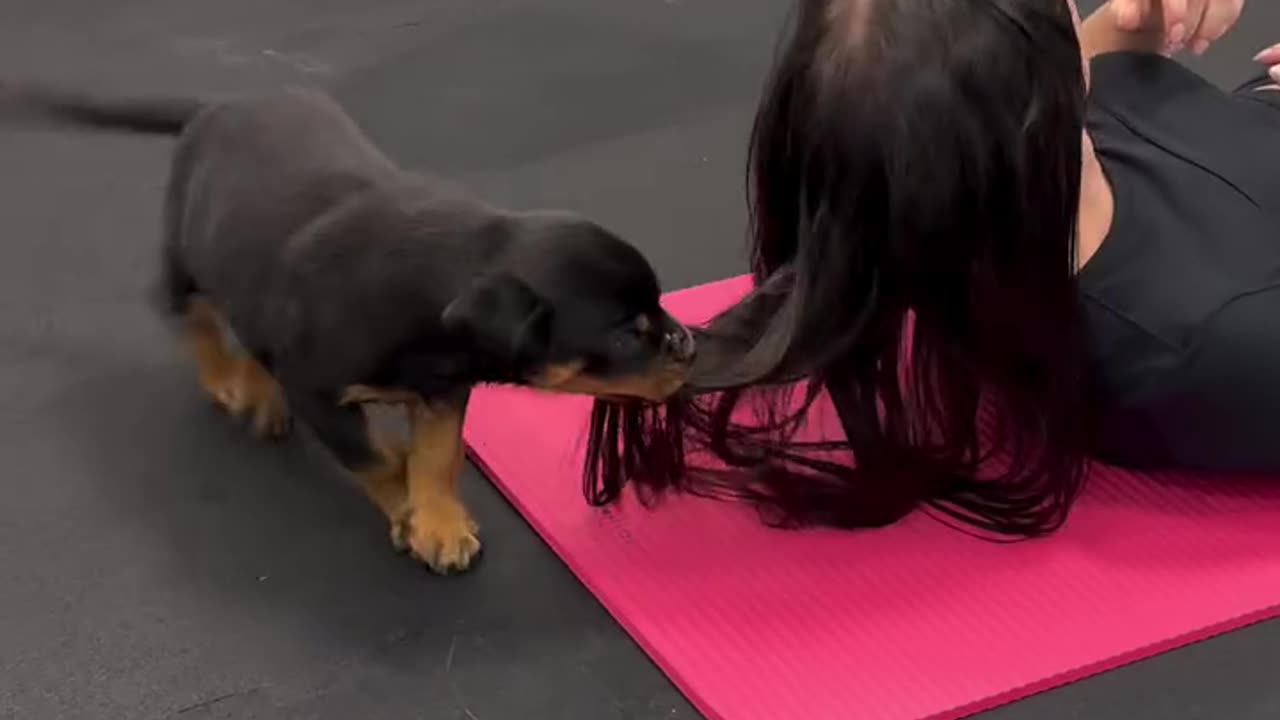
171,89,402,273
178,88,398,207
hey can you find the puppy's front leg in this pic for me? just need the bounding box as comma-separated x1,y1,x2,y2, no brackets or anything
394,396,481,574
282,388,408,531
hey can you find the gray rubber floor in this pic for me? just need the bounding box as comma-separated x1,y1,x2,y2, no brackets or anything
0,1,1277,719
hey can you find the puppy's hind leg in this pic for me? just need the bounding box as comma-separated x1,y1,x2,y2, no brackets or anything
182,297,242,410
181,298,291,440
230,357,292,440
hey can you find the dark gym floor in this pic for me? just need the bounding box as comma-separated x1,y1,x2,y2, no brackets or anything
1,2,1277,719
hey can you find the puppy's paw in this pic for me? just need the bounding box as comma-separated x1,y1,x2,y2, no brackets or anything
392,501,481,574
249,391,292,441
199,367,245,415
201,359,292,440
239,365,291,441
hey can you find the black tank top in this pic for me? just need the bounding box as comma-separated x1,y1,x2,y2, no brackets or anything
1082,52,1280,472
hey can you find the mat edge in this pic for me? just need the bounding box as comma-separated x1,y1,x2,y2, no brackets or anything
933,607,1280,719
467,434,1280,720
465,438,728,719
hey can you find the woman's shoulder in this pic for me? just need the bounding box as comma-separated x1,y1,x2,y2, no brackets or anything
1086,51,1278,144
1086,51,1280,206
1085,53,1208,156
1088,52,1209,99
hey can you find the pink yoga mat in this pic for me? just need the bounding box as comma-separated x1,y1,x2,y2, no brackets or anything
464,276,1280,720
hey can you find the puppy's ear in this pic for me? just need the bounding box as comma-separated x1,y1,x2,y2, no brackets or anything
442,273,552,368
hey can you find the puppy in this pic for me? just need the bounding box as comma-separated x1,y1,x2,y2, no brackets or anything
1,81,696,573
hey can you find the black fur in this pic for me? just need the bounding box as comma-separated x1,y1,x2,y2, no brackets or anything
2,82,695,477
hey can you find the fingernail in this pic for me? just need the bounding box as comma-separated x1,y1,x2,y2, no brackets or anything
1255,44,1280,62
1271,66,1280,84
1192,39,1210,56
1170,23,1187,47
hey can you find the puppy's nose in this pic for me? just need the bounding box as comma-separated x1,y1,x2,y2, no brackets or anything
664,326,696,363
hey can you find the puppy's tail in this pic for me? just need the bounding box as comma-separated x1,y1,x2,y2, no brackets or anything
0,79,203,136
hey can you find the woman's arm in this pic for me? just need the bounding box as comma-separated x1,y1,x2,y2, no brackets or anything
1078,2,1168,59
1081,0,1245,59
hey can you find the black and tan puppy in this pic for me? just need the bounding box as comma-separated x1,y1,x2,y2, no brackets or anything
1,81,695,573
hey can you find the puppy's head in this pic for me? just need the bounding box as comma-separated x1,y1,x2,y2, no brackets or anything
442,214,694,401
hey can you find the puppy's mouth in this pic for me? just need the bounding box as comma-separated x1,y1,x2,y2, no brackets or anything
534,322,696,403
579,364,691,405
533,363,688,403
634,364,694,403
596,393,644,404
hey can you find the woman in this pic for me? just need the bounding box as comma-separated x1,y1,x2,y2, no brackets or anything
585,0,1280,538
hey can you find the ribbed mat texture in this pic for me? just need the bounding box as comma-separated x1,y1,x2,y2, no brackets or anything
464,276,1280,720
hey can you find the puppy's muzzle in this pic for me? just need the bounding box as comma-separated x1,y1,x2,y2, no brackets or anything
663,325,696,364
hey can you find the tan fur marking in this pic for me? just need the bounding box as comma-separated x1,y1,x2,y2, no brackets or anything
232,359,290,439
353,437,410,523
183,298,290,439
534,360,588,389
391,402,480,573
185,298,241,407
532,359,689,402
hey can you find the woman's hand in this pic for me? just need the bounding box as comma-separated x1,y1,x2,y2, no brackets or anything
1253,43,1280,85
1108,0,1244,55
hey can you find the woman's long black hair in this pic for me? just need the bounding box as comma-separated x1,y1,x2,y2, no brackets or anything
585,0,1090,538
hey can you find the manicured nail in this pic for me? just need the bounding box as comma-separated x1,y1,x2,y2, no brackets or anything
1271,66,1280,84
1255,44,1280,62
1169,23,1187,48
1192,39,1210,56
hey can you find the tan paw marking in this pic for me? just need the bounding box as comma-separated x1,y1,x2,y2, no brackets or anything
236,362,291,440
198,365,244,414
392,501,482,574
199,359,291,440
